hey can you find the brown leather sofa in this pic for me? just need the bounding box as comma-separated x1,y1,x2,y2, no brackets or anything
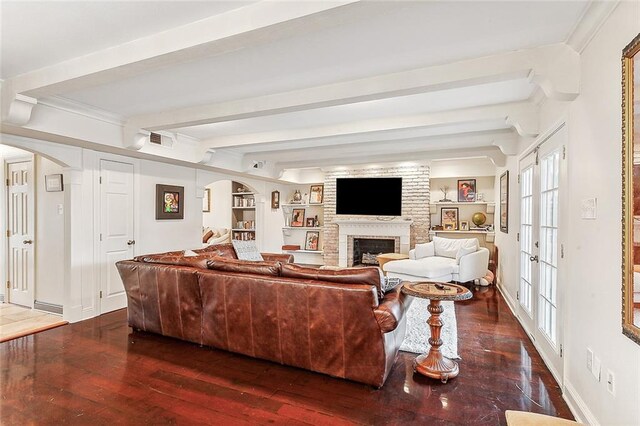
116,244,412,387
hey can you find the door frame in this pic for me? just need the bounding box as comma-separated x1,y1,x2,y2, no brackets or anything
517,118,568,386
92,153,139,315
4,155,36,307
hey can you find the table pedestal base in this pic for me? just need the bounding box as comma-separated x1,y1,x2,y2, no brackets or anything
413,299,460,383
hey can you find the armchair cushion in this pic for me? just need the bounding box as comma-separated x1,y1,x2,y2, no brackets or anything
433,236,478,259
384,256,457,278
414,242,435,259
456,246,477,264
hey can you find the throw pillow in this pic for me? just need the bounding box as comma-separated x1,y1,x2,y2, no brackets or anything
414,242,435,259
202,229,214,244
231,240,264,261
456,246,477,264
183,249,198,257
207,257,281,276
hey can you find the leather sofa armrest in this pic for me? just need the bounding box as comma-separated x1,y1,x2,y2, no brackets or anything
261,253,295,263
374,285,412,333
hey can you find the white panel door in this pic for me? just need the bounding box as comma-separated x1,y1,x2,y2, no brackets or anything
6,159,35,308
518,125,566,381
99,159,134,314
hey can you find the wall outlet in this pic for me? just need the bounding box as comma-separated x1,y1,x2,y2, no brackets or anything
586,348,593,372
593,356,601,381
606,369,615,395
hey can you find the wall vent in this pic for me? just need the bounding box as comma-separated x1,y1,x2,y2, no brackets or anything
149,132,162,145
148,132,175,148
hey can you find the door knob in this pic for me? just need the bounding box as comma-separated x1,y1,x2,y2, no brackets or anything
23,239,33,245
529,255,539,263
127,240,135,246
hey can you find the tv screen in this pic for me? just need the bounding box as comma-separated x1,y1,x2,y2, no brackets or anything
336,177,402,216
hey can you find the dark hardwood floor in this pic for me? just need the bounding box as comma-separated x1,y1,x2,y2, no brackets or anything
1,286,573,425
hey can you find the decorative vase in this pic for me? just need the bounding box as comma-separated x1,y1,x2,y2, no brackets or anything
293,190,302,203
472,212,487,227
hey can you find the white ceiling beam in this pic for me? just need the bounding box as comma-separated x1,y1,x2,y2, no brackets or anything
200,101,538,149
5,1,363,99
129,43,576,131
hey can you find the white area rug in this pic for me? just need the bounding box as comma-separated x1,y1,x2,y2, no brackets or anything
400,299,460,359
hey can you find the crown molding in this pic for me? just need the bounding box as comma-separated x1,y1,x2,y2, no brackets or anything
39,95,125,126
566,0,620,53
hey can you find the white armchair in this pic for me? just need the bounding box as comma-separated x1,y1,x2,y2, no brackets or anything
384,237,489,284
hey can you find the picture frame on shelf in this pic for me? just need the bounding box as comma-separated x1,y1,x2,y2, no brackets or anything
460,221,469,231
203,188,211,213
309,184,324,204
457,179,477,202
45,174,64,192
305,231,320,251
500,171,509,233
441,207,459,230
291,208,305,227
271,190,280,209
305,218,315,227
156,184,184,220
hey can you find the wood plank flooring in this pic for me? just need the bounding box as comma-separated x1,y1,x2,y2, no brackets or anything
0,286,573,425
0,303,67,343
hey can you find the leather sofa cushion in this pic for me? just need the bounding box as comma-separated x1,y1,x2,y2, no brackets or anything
384,256,457,278
262,253,295,264
194,243,238,259
206,257,282,276
281,264,383,299
135,254,212,269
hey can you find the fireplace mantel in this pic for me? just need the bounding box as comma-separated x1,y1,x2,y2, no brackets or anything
333,219,413,267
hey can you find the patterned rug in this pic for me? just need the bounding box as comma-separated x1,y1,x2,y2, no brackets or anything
400,299,459,359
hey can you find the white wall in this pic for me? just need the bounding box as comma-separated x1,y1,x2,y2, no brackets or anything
35,156,65,306
495,3,640,424
202,180,232,231
430,158,496,178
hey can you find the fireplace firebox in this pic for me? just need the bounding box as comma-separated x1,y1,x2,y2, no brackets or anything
352,237,396,267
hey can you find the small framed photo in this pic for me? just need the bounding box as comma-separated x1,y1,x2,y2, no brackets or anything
309,184,324,204
460,221,469,231
458,179,477,202
203,188,211,212
441,207,459,230
305,218,315,227
291,208,305,227
156,184,184,220
45,174,64,192
271,190,280,209
305,231,320,251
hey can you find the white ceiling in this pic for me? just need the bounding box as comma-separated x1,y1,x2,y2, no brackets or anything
0,0,594,173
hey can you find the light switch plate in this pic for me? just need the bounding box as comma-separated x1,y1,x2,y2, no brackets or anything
581,198,597,219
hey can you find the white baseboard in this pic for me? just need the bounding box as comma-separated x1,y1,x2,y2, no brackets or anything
563,380,600,426
497,283,518,315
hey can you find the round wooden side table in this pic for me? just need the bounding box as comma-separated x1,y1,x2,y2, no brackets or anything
401,281,472,383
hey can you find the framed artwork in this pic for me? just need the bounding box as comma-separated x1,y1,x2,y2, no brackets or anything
203,188,211,213
305,218,315,227
45,174,64,192
441,207,459,230
460,221,469,231
271,190,280,209
457,179,477,202
500,171,509,233
156,184,184,220
291,208,305,227
305,231,320,251
309,184,324,204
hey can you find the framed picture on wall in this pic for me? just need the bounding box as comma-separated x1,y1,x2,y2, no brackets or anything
45,174,64,192
309,184,324,204
202,188,211,213
441,207,459,230
305,218,315,227
305,231,320,251
156,184,184,220
291,208,305,227
271,190,280,209
460,221,469,231
457,179,477,202
500,171,509,233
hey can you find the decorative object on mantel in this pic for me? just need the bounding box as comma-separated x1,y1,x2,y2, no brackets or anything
309,184,324,204
291,189,302,204
45,174,64,192
460,221,469,231
314,215,320,227
303,192,309,204
282,244,301,251
472,211,487,227
500,170,509,233
155,184,184,220
271,190,280,209
457,179,477,202
439,185,452,202
305,218,315,227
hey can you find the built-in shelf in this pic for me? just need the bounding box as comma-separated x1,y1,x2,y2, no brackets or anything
281,203,324,207
429,230,494,234
232,228,255,232
282,227,323,230
232,206,255,209
232,192,255,196
283,249,324,254
430,201,495,206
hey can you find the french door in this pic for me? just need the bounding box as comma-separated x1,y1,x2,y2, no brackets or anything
518,124,566,381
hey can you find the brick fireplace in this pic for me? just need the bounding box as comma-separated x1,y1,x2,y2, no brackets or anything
334,219,412,267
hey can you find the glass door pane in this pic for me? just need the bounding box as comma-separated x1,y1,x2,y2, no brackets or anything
520,165,534,315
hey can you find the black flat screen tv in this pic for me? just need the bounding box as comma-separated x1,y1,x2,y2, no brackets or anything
336,177,402,216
